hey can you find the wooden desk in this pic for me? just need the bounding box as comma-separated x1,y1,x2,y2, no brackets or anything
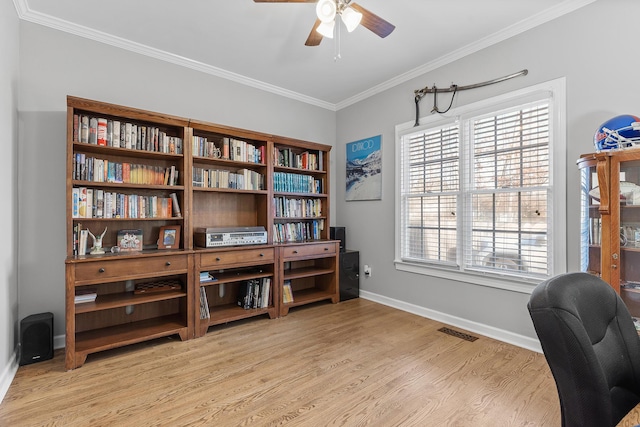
618,404,640,427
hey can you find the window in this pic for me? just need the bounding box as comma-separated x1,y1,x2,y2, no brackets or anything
395,79,566,289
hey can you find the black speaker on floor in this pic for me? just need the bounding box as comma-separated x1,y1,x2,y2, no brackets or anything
20,312,53,366
330,226,346,253
340,250,359,301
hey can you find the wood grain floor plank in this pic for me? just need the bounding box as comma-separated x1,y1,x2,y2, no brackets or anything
0,299,560,426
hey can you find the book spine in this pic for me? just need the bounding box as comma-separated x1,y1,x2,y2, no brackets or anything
80,116,89,143
88,118,98,144
170,193,182,218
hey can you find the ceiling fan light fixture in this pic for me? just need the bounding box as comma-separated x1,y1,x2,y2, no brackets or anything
341,6,362,33
316,20,335,39
316,0,337,23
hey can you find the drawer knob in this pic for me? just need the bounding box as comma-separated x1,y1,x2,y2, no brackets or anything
324,247,328,251
165,261,171,266
98,268,105,273
293,250,298,254
216,257,221,261
259,253,264,257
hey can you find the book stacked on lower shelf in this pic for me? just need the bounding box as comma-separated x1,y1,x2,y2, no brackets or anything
199,271,217,283
75,289,97,304
199,287,210,320
237,278,271,309
282,280,294,304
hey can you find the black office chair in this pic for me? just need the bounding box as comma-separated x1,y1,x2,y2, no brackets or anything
528,272,640,427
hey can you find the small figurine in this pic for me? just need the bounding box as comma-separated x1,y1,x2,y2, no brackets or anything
87,227,108,255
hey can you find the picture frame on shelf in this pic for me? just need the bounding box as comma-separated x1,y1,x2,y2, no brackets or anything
117,229,143,252
158,225,181,249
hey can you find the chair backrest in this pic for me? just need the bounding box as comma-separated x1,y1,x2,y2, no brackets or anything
528,272,640,427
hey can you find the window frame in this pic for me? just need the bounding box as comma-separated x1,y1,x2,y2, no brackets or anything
394,78,567,293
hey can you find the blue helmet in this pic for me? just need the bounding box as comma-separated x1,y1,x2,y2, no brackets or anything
594,114,640,151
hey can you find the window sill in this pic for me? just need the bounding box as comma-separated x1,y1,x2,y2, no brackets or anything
394,259,542,294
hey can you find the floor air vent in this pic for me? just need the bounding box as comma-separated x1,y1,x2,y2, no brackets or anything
438,327,479,342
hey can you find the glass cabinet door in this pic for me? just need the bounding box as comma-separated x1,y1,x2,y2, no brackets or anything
578,158,601,278
579,150,640,322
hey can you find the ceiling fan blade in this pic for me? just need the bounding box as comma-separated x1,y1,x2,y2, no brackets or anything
305,18,323,46
350,3,395,38
253,1,317,3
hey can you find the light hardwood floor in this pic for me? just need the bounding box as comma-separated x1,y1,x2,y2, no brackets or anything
0,299,560,426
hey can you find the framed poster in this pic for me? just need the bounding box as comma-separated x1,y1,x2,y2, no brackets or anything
346,135,382,201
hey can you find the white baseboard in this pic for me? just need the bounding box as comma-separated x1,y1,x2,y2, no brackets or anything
359,290,542,353
0,349,19,404
54,334,65,351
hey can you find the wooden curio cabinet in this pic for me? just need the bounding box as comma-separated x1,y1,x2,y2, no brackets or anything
578,148,640,319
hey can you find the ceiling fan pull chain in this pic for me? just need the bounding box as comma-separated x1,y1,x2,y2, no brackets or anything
334,15,342,61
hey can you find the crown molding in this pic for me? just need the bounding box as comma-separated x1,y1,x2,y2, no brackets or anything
335,0,597,110
14,0,594,112
12,0,337,111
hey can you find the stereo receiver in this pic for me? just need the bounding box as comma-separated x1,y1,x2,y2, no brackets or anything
194,226,268,248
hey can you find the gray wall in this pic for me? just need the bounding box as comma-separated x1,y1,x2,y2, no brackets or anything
335,0,639,344
5,0,637,390
17,21,337,341
0,0,20,397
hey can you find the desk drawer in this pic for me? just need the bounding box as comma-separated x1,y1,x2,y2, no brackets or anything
74,255,188,283
200,247,275,268
281,242,337,260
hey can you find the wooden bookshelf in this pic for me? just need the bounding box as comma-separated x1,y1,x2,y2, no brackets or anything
65,96,338,369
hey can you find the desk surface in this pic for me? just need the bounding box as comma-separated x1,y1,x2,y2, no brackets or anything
618,404,640,427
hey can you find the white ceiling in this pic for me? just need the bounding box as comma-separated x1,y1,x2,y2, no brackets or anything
15,0,595,110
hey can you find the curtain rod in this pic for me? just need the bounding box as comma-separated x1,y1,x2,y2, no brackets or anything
413,69,528,126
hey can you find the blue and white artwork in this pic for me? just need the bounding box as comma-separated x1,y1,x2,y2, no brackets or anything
346,135,382,201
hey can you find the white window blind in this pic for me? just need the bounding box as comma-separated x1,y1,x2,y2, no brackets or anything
402,124,459,265
464,102,550,277
398,95,556,283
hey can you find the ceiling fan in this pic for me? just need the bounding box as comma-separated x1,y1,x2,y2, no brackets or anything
253,0,395,46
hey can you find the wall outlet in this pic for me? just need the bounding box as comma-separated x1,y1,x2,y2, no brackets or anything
364,264,372,277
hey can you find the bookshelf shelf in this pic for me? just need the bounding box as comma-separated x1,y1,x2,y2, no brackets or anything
73,142,184,160
206,304,273,326
283,287,335,307
74,290,187,314
192,187,268,195
71,181,185,191
73,315,188,367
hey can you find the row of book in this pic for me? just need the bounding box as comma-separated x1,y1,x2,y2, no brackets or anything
192,135,264,163
237,278,272,310
72,188,181,219
272,220,325,243
273,196,323,218
73,114,183,154
192,167,264,191
273,147,323,171
73,154,179,186
273,172,323,194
